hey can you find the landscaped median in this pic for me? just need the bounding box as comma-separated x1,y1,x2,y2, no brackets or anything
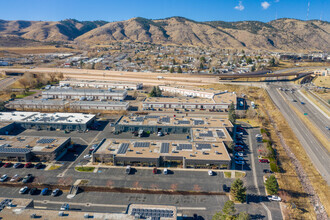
75,166,95,172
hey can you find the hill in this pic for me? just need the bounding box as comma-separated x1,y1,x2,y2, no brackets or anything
0,17,329,52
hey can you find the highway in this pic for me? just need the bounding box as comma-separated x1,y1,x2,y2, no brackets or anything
266,83,330,184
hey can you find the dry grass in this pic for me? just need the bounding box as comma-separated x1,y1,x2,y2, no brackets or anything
269,61,329,71
224,172,232,178
0,46,76,54
313,76,330,88
289,102,330,152
234,172,246,178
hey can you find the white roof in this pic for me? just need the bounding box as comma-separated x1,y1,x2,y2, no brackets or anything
0,111,95,124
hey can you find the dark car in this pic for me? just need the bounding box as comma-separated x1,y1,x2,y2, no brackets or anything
153,167,157,174
22,174,33,183
29,188,37,195
263,169,273,173
223,184,230,192
35,163,43,169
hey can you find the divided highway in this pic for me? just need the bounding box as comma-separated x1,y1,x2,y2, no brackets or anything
266,84,330,184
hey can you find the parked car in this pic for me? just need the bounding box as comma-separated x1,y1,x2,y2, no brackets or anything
24,162,32,168
125,165,131,175
263,169,273,174
208,170,213,176
259,159,270,163
10,174,19,182
83,154,91,159
157,131,163,136
14,163,21,169
222,184,230,192
3,162,12,168
234,147,244,152
22,174,33,183
234,156,244,161
41,188,48,195
163,168,168,175
235,160,245,165
0,174,8,182
153,167,157,174
60,203,69,211
52,188,60,197
267,195,282,202
29,188,37,195
35,163,43,169
235,152,244,157
19,186,29,194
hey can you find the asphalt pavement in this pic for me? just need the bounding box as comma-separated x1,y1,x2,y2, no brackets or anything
266,84,330,184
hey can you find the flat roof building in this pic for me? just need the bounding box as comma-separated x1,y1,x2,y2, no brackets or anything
116,115,234,133
60,80,143,90
93,138,231,169
0,135,71,162
159,86,222,99
142,93,236,110
6,99,129,112
0,111,95,131
42,88,127,101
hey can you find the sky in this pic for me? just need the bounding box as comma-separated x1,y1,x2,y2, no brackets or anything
0,0,329,22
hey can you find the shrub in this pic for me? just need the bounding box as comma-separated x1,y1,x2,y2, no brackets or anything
270,162,279,172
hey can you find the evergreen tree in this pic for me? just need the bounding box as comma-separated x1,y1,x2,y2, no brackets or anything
177,66,183,73
200,56,206,63
230,178,246,203
155,86,162,97
246,57,253,64
212,200,236,220
251,64,256,72
149,86,156,97
200,63,204,69
228,102,236,124
265,175,279,195
170,67,175,73
268,57,276,67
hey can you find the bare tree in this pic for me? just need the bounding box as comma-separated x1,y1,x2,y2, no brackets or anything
18,78,30,91
48,72,57,82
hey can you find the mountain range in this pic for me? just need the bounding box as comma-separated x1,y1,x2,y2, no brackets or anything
0,17,329,52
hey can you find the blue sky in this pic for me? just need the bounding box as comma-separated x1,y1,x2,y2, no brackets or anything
0,0,329,22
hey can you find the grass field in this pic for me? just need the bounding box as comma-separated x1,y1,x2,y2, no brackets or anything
313,76,330,88
75,167,95,172
48,165,61,170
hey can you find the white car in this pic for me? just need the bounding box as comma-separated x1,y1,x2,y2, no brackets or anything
0,174,8,182
157,131,163,136
19,186,28,194
60,203,69,211
83,154,91,159
235,152,244,157
208,170,213,176
163,168,168,175
267,195,282,202
10,174,19,182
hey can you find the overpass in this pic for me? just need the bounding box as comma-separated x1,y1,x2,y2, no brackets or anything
214,72,312,81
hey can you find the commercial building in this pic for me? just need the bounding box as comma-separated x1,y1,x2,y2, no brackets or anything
143,95,236,110
115,115,234,134
92,138,231,169
42,88,127,101
60,80,143,90
70,101,129,111
313,68,329,77
6,99,129,111
0,111,95,131
0,135,71,162
159,86,221,99
6,100,69,111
